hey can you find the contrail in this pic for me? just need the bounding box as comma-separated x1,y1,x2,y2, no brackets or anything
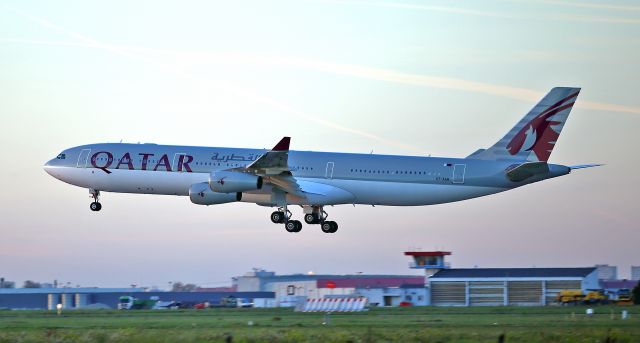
326,0,640,25
3,38,639,115
320,0,524,19
4,9,425,154
538,0,640,12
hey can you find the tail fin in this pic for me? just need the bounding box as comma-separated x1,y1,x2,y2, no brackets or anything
470,87,580,162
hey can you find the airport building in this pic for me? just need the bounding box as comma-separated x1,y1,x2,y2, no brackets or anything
405,251,599,307
234,270,424,307
0,288,275,310
631,266,640,281
1,251,630,309
428,268,598,306
595,264,618,280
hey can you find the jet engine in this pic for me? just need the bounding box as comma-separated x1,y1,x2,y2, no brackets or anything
209,171,263,193
189,182,241,205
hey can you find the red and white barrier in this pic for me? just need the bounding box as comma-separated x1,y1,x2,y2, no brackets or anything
301,297,367,312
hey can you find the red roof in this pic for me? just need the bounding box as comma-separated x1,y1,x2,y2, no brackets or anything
317,277,423,288
404,251,451,256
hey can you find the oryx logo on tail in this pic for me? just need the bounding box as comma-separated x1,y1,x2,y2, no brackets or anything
506,91,579,161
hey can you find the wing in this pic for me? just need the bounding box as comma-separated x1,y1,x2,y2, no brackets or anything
243,137,305,197
242,137,354,204
246,137,290,175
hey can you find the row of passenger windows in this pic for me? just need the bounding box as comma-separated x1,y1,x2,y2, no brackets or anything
89,158,436,176
194,162,238,167
350,169,439,176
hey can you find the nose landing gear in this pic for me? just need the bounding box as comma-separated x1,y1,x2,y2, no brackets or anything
89,189,102,212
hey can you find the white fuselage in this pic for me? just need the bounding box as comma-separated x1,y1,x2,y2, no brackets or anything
43,143,564,207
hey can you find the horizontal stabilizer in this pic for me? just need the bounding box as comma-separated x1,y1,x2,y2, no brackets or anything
569,164,603,170
505,162,549,182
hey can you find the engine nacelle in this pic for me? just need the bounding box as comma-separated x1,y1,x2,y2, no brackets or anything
189,182,241,205
209,171,263,193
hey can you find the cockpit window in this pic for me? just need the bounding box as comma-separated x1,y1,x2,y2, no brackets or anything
57,153,66,160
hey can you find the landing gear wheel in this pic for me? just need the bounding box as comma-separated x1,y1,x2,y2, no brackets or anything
271,211,285,224
90,202,102,212
321,221,338,233
285,220,302,233
304,213,319,224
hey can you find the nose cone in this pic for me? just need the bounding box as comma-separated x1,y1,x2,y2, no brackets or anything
43,159,58,178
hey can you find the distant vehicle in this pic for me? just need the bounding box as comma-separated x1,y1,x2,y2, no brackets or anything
613,289,633,305
193,302,208,310
44,87,600,233
557,290,608,305
209,296,253,308
118,296,153,310
152,300,181,310
118,296,179,310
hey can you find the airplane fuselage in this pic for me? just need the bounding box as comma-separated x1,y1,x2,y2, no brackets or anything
44,143,569,207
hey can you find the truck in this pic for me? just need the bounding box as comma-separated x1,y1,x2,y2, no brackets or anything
209,296,253,308
118,296,155,310
613,289,633,305
556,290,608,305
118,296,180,310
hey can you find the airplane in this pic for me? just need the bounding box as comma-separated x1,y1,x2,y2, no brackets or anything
44,87,600,233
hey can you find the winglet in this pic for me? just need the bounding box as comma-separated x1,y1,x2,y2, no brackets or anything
272,137,291,151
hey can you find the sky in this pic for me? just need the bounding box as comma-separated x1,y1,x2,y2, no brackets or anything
0,0,638,289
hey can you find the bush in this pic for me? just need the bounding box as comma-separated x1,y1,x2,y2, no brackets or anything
633,280,640,305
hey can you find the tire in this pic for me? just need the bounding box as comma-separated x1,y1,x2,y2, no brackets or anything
294,220,303,232
328,221,338,233
304,214,317,224
90,202,101,211
285,221,298,232
321,222,333,233
271,211,284,224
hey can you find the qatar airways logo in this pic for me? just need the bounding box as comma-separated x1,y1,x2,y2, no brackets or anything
506,91,579,162
90,151,193,174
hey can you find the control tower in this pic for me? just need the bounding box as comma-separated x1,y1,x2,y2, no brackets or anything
405,251,451,278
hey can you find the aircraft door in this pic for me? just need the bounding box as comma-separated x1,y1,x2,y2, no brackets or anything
452,164,466,184
77,149,91,168
325,162,334,179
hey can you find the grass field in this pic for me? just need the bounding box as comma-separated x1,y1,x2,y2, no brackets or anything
0,306,638,342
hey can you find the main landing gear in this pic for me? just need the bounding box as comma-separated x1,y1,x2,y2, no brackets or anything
270,207,302,233
271,205,338,233
89,189,102,212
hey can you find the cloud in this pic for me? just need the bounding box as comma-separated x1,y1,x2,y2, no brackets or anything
3,38,639,116
3,10,425,154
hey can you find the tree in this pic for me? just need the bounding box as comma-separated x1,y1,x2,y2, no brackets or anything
0,278,15,288
171,282,198,292
23,280,42,288
633,280,640,305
